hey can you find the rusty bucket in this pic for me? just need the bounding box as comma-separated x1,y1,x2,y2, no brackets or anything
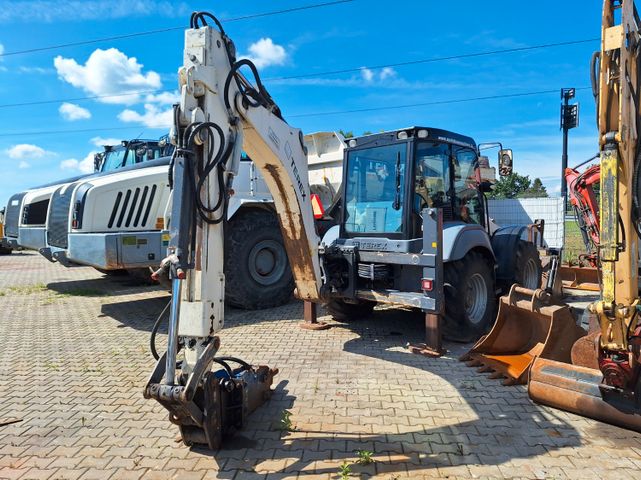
460,285,587,385
558,265,600,291
529,357,641,432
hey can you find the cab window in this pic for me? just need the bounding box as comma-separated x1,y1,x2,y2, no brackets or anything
453,147,482,225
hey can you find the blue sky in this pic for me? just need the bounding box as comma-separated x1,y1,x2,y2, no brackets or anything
0,0,604,206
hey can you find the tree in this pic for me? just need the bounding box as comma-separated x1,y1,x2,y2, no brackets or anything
339,129,354,138
487,172,532,199
523,178,548,198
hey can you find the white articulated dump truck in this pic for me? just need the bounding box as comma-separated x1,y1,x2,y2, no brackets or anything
38,132,346,310
4,138,169,252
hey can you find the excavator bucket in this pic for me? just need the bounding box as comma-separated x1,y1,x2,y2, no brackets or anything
461,285,587,385
558,265,600,291
529,357,641,432
528,331,641,432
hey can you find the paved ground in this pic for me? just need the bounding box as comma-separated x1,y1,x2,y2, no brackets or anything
1,251,640,480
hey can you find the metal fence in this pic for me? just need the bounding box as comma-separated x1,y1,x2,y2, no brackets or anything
488,197,564,248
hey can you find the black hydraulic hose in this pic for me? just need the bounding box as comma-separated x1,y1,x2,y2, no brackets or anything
212,358,234,377
215,356,252,371
150,300,171,361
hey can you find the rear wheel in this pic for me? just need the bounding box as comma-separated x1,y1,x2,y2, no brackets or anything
225,210,294,310
325,299,375,321
0,246,12,255
443,251,496,343
514,240,542,289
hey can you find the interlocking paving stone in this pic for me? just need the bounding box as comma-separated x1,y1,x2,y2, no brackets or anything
1,251,641,479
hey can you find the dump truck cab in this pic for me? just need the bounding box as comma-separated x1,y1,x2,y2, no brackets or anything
320,127,539,341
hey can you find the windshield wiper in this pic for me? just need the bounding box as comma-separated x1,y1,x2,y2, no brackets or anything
393,151,402,210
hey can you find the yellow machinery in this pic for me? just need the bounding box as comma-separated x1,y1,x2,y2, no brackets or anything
465,0,641,431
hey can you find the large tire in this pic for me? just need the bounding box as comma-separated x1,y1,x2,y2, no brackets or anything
514,240,542,290
0,246,12,255
225,210,294,310
443,251,496,343
325,299,375,321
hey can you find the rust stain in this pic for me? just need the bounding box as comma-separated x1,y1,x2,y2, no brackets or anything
263,163,317,300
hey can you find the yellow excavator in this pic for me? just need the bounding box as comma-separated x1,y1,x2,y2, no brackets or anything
465,0,641,431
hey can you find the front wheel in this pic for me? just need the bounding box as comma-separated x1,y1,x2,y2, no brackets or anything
443,251,496,343
325,299,375,321
514,240,542,290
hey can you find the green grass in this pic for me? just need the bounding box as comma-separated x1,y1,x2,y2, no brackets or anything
1,283,108,302
564,220,587,264
6,283,48,295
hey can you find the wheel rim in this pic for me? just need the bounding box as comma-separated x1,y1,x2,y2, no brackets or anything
247,239,287,286
465,273,488,325
522,258,539,289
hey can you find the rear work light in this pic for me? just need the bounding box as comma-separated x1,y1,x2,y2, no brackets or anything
310,193,325,220
421,278,434,292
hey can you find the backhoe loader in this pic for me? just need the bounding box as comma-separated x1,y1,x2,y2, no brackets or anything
142,10,545,448
464,0,641,432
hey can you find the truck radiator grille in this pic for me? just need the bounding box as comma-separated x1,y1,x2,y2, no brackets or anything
107,184,158,229
22,199,49,225
357,263,390,281
4,192,25,237
47,183,79,248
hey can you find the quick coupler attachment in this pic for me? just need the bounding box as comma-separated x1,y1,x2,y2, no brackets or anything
144,339,278,450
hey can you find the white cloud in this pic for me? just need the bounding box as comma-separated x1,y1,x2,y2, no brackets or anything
361,67,374,82
144,91,180,105
17,66,53,74
6,144,51,159
118,104,173,129
380,67,397,80
59,102,91,121
90,137,121,148
60,152,96,174
0,43,4,55
18,161,30,169
0,1,190,23
54,48,161,105
243,38,287,69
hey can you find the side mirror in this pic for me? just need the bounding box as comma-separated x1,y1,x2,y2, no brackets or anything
498,149,513,176
93,153,103,172
479,181,493,193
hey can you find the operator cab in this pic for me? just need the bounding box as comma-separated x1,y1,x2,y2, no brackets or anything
341,127,493,244
94,136,175,173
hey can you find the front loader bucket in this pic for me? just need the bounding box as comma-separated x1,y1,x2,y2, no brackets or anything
461,285,587,385
529,357,641,433
558,265,600,291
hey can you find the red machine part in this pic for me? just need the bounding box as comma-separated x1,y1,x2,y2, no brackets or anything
565,164,601,248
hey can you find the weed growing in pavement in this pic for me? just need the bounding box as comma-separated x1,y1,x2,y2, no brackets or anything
338,461,352,479
6,283,47,295
356,449,374,465
278,410,293,431
44,361,60,371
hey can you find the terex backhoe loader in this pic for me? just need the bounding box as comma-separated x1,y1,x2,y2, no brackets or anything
465,0,641,432
144,11,542,448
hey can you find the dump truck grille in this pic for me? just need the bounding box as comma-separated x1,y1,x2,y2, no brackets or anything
22,199,49,225
107,184,158,229
4,192,25,237
47,183,78,248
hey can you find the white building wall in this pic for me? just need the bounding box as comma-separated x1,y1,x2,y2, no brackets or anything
488,197,564,248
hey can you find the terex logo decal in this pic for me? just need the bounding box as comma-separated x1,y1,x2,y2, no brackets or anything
285,141,307,201
354,241,388,250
